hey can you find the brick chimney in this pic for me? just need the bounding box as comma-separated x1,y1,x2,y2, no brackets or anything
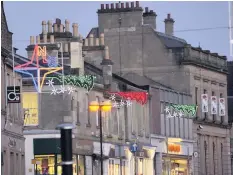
97,1,143,34
164,13,175,36
101,46,113,90
143,7,157,29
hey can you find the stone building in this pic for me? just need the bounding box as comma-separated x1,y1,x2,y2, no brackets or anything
87,1,232,175
228,61,233,172
14,18,158,175
1,2,25,175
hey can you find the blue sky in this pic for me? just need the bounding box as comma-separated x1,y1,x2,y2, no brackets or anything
4,1,232,60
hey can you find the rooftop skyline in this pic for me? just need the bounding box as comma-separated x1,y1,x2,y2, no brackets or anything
4,1,232,60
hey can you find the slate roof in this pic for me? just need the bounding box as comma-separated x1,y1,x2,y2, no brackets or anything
155,31,187,48
87,27,187,48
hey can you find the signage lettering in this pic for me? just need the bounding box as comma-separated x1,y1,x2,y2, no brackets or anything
7,86,21,103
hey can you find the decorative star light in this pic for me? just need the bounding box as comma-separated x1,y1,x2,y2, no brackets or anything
109,94,116,101
67,86,75,94
165,106,170,113
113,101,119,108
173,112,178,118
126,100,132,107
120,100,125,107
178,111,183,117
46,79,54,87
58,86,67,93
51,88,58,95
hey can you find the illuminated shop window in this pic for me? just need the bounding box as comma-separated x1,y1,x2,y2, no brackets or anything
23,92,38,126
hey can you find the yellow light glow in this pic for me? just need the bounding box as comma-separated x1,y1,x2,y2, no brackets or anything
101,101,112,112
89,101,100,112
89,101,112,112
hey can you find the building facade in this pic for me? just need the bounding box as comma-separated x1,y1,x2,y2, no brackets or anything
1,2,25,175
228,61,233,173
14,18,157,175
88,2,232,175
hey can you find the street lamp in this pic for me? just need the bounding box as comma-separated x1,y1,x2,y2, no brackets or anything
89,100,112,175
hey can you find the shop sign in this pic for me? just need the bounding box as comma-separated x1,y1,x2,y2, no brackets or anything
7,86,20,103
8,138,16,148
168,144,181,153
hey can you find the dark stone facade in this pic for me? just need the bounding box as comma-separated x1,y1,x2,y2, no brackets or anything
1,2,12,52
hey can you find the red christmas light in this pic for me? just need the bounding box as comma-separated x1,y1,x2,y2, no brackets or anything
108,91,148,105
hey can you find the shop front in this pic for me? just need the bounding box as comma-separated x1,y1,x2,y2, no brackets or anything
33,138,94,175
161,140,193,175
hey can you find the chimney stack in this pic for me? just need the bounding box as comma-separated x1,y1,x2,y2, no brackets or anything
116,3,119,9
36,36,40,44
30,36,35,45
164,13,175,36
121,3,124,8
42,20,47,34
43,33,47,43
48,20,53,33
136,1,139,8
101,4,104,10
111,3,114,9
72,23,78,37
89,34,94,46
126,2,129,8
106,4,109,9
143,7,157,29
65,19,70,32
101,46,113,90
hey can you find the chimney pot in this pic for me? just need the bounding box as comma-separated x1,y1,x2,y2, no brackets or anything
150,10,153,13
145,7,149,12
47,20,53,33
136,1,139,7
116,3,119,9
131,2,134,8
60,24,64,32
121,3,124,8
43,34,47,43
111,3,114,9
30,36,35,45
106,4,109,9
100,33,105,46
65,19,70,32
95,38,100,46
53,24,58,32
126,2,129,8
56,18,61,25
89,34,94,46
72,23,78,37
84,38,88,46
50,35,54,43
104,46,110,60
36,36,40,44
164,13,174,35
168,14,171,19
42,20,47,34
101,4,104,9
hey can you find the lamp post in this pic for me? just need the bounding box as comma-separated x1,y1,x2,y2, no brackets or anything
89,101,112,175
56,123,75,175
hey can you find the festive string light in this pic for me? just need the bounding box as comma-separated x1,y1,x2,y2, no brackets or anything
108,94,132,108
46,75,96,92
165,104,198,119
108,91,148,105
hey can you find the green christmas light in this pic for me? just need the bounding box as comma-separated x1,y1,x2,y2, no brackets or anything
47,75,96,91
170,104,198,117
